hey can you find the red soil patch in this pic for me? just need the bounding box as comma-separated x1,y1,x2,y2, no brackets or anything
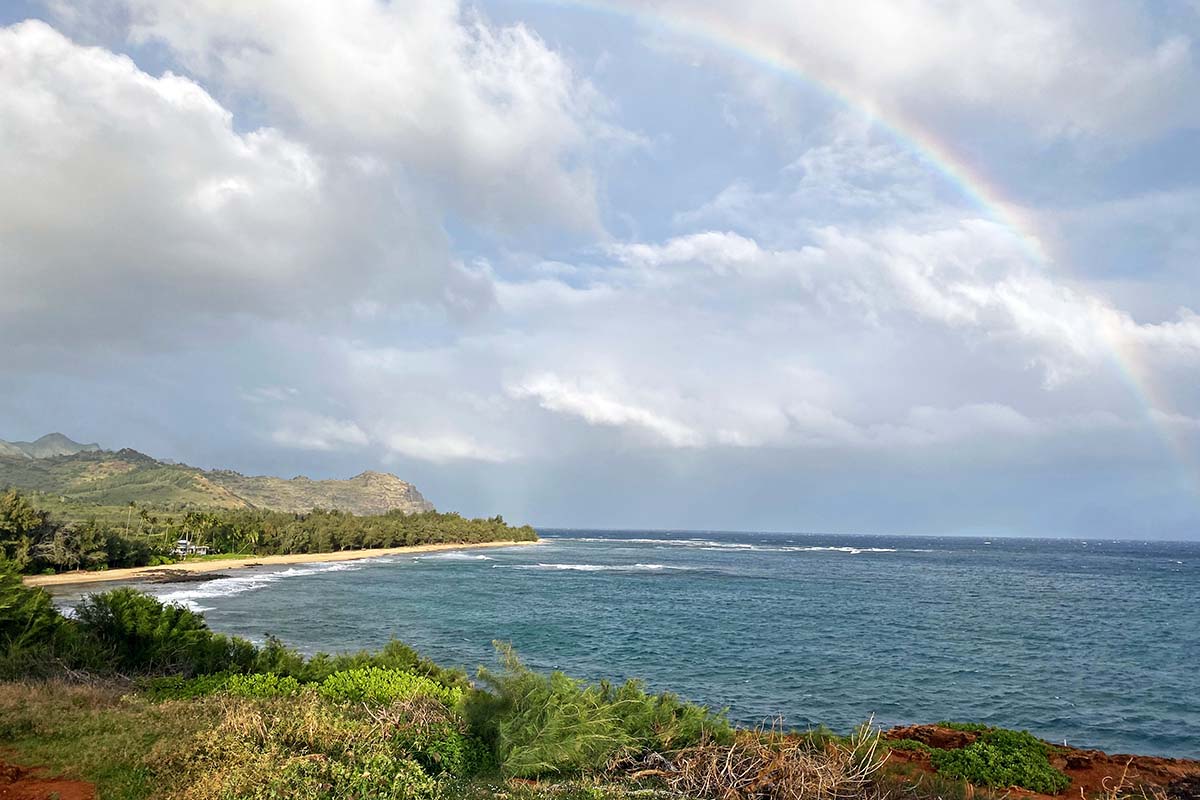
0,759,94,800
883,725,1200,800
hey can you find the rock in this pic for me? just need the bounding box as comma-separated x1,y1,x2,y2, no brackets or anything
885,724,980,749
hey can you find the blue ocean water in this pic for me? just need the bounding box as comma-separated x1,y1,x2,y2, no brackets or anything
51,530,1200,757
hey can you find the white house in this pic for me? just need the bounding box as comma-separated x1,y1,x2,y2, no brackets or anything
171,538,209,557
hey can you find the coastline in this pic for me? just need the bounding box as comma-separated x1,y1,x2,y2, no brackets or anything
22,539,539,588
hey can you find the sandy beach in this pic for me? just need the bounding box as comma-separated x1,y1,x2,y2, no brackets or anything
23,539,539,588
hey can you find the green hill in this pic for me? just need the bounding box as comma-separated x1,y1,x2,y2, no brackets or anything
0,435,434,518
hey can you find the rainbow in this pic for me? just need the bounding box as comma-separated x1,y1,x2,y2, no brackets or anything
533,0,1200,500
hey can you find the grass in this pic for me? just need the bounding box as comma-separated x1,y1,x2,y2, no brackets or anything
871,764,1002,800
0,680,677,800
0,675,901,800
0,681,211,800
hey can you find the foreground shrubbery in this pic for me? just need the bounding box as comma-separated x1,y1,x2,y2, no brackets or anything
319,665,463,707
882,724,1070,794
468,642,734,777
75,588,258,675
930,727,1070,794
0,570,1073,799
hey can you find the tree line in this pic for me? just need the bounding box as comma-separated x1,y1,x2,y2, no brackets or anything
0,488,537,574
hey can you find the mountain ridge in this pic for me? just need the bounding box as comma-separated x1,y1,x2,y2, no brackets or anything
0,432,101,459
0,435,434,516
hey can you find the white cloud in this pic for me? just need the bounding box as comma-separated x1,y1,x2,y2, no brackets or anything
269,209,1198,466
242,386,300,404
270,412,368,451
624,0,1200,142
668,115,1014,253
57,0,613,232
0,20,453,348
382,432,515,464
508,373,702,447
611,222,1200,386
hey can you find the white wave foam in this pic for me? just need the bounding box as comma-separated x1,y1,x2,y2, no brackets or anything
416,552,495,561
554,536,916,555
558,536,725,548
152,561,362,609
514,563,680,573
776,546,898,555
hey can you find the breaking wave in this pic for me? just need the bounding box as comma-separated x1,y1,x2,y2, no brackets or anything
153,562,363,612
512,563,685,573
416,552,495,561
554,536,913,555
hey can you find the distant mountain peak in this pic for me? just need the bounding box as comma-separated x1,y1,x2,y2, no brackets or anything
0,432,101,459
353,470,398,481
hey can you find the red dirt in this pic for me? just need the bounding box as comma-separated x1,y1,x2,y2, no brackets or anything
0,759,94,800
884,725,1200,800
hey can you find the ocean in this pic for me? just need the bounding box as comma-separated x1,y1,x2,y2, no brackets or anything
49,530,1200,758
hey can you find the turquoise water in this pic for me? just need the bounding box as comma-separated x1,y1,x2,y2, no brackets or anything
52,530,1200,757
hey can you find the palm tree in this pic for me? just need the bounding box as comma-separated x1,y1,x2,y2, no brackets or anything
239,524,261,555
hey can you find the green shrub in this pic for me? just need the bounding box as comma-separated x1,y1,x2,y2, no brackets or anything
142,672,300,701
73,588,257,675
301,639,470,690
0,563,62,650
0,563,70,679
250,634,309,677
226,671,302,698
936,721,991,733
388,711,474,778
886,738,934,753
468,643,731,778
601,678,732,751
498,670,627,777
468,645,628,777
319,666,463,707
138,673,231,701
278,752,439,800
931,728,1070,794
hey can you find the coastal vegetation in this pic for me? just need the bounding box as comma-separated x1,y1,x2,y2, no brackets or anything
882,728,1070,794
929,728,1070,794
0,487,536,575
1,569,1151,800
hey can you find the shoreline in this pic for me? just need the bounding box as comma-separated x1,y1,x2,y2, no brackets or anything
23,539,540,588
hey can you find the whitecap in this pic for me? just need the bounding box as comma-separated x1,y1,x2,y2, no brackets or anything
554,536,920,555
512,563,681,573
555,536,733,549
777,546,898,555
416,552,495,561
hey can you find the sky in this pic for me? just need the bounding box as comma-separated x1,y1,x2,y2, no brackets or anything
2,1,1199,538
